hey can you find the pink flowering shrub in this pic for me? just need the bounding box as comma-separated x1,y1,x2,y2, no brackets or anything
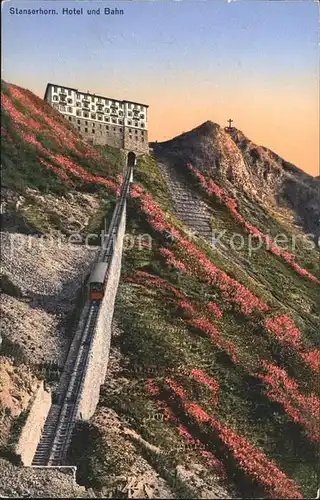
188,317,238,362
177,299,196,316
147,378,302,499
2,83,119,193
187,163,320,285
126,271,238,361
300,349,320,373
264,314,302,349
130,183,270,317
129,185,316,368
190,368,220,404
177,238,269,316
159,247,186,271
207,302,223,319
38,158,72,183
146,379,226,477
263,315,318,371
256,361,320,444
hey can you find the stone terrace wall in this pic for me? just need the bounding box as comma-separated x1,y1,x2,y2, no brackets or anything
15,382,51,466
76,202,127,420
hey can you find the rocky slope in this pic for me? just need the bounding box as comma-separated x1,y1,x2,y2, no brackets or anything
1,82,319,499
152,121,320,237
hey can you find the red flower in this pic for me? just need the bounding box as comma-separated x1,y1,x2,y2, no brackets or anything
187,163,320,285
207,302,223,319
256,361,320,444
264,314,302,349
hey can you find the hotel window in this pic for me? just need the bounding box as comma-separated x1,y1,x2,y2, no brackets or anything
113,127,116,131
76,102,81,107
141,137,145,143
54,86,58,93
91,113,96,119
69,116,72,121
68,89,71,95
85,121,88,125
60,105,66,112
83,112,89,118
76,110,81,117
78,126,80,131
98,115,102,121
92,129,95,134
135,122,138,127
141,122,145,128
53,95,58,101
106,125,109,130
91,105,95,110
85,127,88,132
67,98,73,104
135,129,138,134
120,127,123,132
77,119,80,124
119,120,123,125
92,122,95,127
128,121,132,126
105,117,110,122
68,107,72,113
140,114,144,119
112,119,116,124
99,124,102,129
77,93,81,99
128,112,132,117
129,128,132,133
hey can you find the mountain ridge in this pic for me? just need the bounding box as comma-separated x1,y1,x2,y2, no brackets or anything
152,120,320,237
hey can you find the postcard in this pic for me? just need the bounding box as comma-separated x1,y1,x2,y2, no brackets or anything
1,1,319,498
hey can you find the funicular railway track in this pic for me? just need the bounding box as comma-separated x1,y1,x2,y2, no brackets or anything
32,155,135,466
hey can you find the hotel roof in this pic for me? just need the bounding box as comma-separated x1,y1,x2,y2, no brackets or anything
44,83,149,108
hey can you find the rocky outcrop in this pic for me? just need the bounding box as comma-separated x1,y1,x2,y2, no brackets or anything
152,121,320,237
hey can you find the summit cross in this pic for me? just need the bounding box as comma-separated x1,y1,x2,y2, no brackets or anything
227,118,233,128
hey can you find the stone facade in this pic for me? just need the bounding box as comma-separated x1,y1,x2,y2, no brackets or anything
15,382,51,466
44,83,149,154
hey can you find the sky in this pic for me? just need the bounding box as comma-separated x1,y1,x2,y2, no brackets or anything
2,0,319,176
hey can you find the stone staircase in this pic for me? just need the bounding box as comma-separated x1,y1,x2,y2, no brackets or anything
159,162,213,242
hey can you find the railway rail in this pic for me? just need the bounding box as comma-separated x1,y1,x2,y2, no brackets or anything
32,157,135,466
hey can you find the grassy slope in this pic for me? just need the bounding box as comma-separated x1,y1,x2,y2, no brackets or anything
76,154,319,498
1,80,125,235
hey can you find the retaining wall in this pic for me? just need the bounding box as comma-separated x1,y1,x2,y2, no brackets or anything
76,201,127,420
15,382,51,466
